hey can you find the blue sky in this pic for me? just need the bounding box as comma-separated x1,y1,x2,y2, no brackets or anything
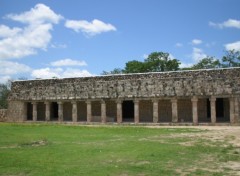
0,0,240,82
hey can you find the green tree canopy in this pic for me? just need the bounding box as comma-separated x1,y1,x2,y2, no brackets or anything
101,50,240,75
0,81,11,109
124,60,147,73
191,57,221,69
101,68,123,75
123,52,180,74
144,52,180,72
222,50,240,67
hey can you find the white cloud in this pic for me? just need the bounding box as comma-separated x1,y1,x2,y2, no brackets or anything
0,75,11,84
61,68,93,78
0,4,62,59
169,54,175,59
0,61,31,83
179,62,193,68
65,19,116,36
6,3,63,25
205,42,216,48
224,41,240,51
143,54,148,59
50,43,67,49
175,43,183,47
31,67,62,78
0,25,22,38
0,60,31,75
209,19,240,29
31,67,92,79
0,24,53,59
192,47,207,62
191,39,202,45
50,58,87,67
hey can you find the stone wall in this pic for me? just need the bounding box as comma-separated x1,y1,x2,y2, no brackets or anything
0,109,8,121
7,101,26,122
139,100,153,122
8,68,240,101
78,102,87,121
6,68,240,123
158,100,172,122
178,99,192,122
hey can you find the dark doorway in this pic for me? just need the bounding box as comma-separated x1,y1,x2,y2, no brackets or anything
207,98,224,119
207,99,210,118
216,98,224,118
27,102,33,120
122,101,134,121
51,102,58,121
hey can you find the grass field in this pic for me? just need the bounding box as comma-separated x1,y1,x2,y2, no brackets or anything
0,123,239,176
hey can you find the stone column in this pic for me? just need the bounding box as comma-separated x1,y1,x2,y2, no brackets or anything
116,100,122,123
229,98,235,123
45,101,50,121
72,101,78,122
191,97,198,125
171,98,178,123
86,100,92,123
152,99,159,123
101,100,107,123
210,97,216,123
134,100,139,123
58,101,63,122
32,102,38,122
234,97,239,123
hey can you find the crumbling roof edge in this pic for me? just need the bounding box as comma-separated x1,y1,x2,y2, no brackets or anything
13,67,240,83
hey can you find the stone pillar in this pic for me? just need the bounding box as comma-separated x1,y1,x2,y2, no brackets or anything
86,100,92,123
191,97,198,125
101,100,107,123
210,97,216,123
58,101,63,122
32,102,38,122
229,98,235,123
134,100,139,123
152,99,159,123
171,98,178,123
72,101,78,122
116,100,122,123
45,101,51,121
234,97,239,123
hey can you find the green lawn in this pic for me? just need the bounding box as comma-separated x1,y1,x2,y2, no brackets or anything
0,123,239,176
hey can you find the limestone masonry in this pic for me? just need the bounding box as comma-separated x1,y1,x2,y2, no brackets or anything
6,67,240,124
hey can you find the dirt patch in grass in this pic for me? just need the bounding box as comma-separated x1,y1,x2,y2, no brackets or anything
19,139,49,148
224,161,240,174
147,126,240,147
1,139,48,149
146,126,240,175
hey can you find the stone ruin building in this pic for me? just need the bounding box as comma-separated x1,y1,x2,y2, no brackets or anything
5,67,240,125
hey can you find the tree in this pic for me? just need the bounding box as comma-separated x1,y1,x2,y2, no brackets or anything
191,57,221,69
124,60,147,73
102,68,123,75
0,81,11,109
101,51,181,74
144,52,180,72
222,49,240,67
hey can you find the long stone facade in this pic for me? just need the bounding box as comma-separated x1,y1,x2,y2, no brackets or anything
7,68,240,124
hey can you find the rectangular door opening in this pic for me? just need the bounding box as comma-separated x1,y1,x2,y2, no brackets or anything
122,100,134,122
